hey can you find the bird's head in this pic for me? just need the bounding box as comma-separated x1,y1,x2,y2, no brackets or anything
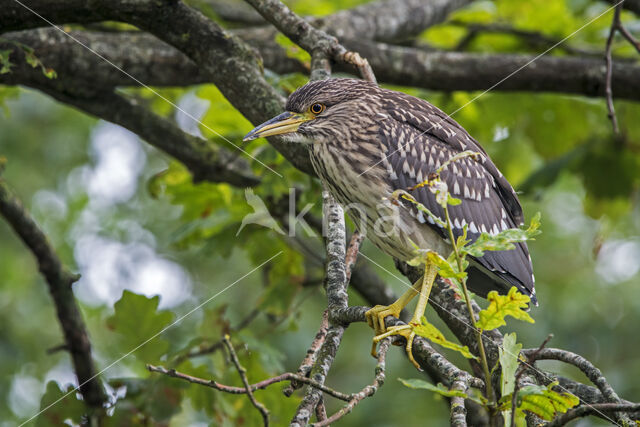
243,79,380,144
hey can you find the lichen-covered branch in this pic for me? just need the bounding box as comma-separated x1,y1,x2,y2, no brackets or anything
291,192,349,426
0,178,106,410
7,28,640,103
523,347,623,404
318,0,474,42
450,376,470,427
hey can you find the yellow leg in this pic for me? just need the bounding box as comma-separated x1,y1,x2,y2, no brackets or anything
368,260,438,369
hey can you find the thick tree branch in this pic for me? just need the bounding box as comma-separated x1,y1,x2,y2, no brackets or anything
44,89,260,187
0,177,106,410
0,29,209,89
0,0,472,43
6,28,640,102
343,39,640,101
318,0,474,42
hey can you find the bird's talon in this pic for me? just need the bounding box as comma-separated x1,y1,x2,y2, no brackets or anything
365,304,402,336
371,325,421,370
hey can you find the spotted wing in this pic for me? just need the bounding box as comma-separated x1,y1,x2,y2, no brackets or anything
378,93,536,302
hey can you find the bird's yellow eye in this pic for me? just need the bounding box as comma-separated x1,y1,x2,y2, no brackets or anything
310,103,325,115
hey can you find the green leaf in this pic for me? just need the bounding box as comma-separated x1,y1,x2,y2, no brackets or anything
500,333,523,427
500,381,580,421
0,49,13,74
36,381,86,427
106,290,175,362
464,213,542,258
399,378,486,405
477,287,534,331
413,317,478,360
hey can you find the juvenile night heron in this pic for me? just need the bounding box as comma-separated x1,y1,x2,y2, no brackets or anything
245,79,535,367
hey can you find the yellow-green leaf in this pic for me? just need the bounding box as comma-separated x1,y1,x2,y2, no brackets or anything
413,317,478,360
399,378,486,406
477,287,534,331
499,381,580,421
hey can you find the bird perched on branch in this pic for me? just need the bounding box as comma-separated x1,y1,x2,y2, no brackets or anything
245,78,535,368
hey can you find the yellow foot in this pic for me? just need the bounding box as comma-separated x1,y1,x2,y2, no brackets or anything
365,304,403,337
372,324,421,370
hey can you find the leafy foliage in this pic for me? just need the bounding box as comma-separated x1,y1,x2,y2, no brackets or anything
477,287,535,331
106,291,175,363
499,381,580,421
1,0,640,425
36,382,85,427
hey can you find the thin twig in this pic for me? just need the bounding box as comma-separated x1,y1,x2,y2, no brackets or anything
450,20,603,57
146,364,353,401
345,231,364,283
617,23,640,54
283,310,330,396
176,308,260,363
223,335,270,426
312,338,392,426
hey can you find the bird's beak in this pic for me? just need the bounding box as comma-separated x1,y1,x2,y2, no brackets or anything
243,111,311,141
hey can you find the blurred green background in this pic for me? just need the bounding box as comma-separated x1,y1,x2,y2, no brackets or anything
1,0,639,425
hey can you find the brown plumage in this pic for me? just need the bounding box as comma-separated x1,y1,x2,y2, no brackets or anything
246,78,536,304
